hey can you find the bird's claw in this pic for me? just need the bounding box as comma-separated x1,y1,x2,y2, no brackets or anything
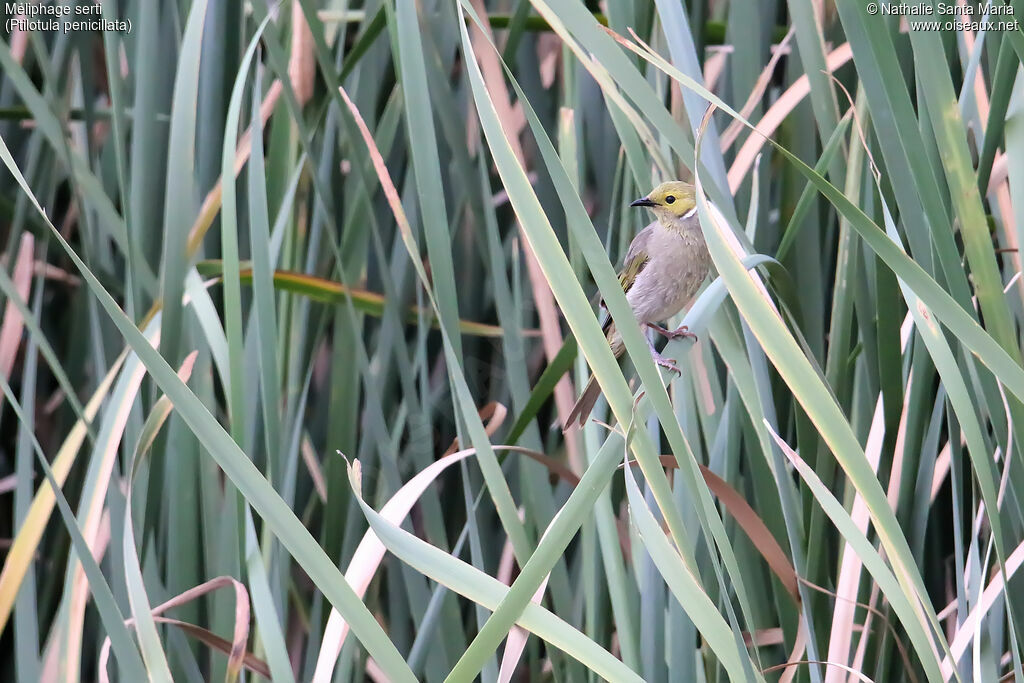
646,334,681,375
648,323,698,343
651,348,684,374
653,352,681,375
668,325,698,342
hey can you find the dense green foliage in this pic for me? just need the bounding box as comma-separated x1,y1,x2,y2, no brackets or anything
1,0,1024,681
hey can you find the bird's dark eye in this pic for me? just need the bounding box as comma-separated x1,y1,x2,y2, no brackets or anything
665,195,676,204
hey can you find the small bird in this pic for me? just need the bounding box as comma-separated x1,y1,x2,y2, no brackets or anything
566,180,712,427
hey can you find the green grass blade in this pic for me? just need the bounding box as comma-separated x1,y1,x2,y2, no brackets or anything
247,65,283,479
0,133,419,683
692,134,947,680
158,0,208,368
0,379,147,681
346,459,645,683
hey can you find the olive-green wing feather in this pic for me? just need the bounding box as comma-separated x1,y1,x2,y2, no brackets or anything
617,249,649,295
619,223,655,295
600,223,654,315
601,250,647,339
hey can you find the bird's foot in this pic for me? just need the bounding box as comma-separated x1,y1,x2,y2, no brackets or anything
655,353,681,374
647,337,681,374
647,323,698,342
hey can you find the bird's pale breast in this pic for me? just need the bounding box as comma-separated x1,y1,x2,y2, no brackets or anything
625,220,710,324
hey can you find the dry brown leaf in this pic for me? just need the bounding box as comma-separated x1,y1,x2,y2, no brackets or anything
99,576,252,683
443,401,508,455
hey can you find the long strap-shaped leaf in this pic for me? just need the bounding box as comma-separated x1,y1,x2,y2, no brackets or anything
0,379,146,681
0,132,419,683
602,27,1024,409
345,457,644,682
457,6,763,680
692,113,949,681
0,340,126,638
194,261,524,338
622,449,754,681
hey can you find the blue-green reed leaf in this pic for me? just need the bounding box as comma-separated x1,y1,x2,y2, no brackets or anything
0,133,419,683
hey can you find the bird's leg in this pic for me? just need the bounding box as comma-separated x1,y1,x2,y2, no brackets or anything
647,322,698,342
646,335,681,374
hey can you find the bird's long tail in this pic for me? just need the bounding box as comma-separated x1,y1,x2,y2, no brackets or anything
565,321,623,429
566,374,602,428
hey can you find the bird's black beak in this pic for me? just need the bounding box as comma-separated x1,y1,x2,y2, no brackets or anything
630,197,656,207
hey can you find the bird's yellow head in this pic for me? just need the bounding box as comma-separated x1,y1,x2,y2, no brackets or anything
630,181,697,226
